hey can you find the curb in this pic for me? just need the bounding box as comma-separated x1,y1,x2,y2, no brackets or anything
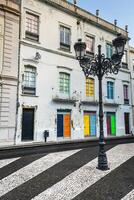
0,136,134,159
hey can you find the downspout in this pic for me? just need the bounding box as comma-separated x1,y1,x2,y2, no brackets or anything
0,7,6,134
130,68,134,134
14,0,21,145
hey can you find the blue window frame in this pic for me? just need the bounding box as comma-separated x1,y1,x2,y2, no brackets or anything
107,81,114,99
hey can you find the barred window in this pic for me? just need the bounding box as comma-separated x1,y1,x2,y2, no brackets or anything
86,78,94,97
123,85,129,104
59,72,70,94
107,81,114,99
85,35,94,55
23,66,36,95
25,12,39,41
106,43,113,59
60,25,71,51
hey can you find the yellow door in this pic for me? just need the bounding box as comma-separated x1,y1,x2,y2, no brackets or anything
64,114,71,137
84,114,90,136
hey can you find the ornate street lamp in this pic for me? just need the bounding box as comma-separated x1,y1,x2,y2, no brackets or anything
74,33,127,170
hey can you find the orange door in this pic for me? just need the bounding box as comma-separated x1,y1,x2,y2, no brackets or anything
64,114,71,137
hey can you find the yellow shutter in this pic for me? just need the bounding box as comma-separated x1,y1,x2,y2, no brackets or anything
86,78,94,97
84,114,90,136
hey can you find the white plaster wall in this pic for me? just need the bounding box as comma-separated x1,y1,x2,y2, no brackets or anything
16,0,132,143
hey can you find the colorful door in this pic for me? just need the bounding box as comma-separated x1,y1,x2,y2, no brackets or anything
106,115,111,135
84,114,90,136
111,114,116,136
90,114,96,136
57,112,71,138
84,112,96,137
64,114,71,137
124,113,130,134
57,114,63,137
106,113,116,136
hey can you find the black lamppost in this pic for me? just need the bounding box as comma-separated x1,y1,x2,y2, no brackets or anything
74,33,127,170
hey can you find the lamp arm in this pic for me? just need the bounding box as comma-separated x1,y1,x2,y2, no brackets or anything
79,54,99,77
101,56,122,76
78,53,122,78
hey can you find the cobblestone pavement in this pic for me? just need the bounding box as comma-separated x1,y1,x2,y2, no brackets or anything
0,143,134,200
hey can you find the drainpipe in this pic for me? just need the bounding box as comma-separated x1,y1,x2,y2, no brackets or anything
130,70,134,134
14,0,21,145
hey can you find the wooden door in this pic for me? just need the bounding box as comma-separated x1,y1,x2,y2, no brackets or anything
64,114,71,137
57,114,63,137
84,114,90,136
124,113,130,134
22,108,34,141
90,114,96,136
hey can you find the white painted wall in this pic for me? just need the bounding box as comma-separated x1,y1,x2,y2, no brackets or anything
16,0,132,143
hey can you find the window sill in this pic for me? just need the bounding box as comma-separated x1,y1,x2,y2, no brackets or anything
21,94,39,97
23,38,41,44
58,48,72,54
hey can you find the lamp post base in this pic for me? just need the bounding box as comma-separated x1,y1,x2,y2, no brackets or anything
97,151,109,171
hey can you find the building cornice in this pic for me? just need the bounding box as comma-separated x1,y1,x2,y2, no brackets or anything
0,0,20,16
39,0,128,37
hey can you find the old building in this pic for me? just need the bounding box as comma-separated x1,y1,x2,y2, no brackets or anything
0,0,20,145
16,0,132,143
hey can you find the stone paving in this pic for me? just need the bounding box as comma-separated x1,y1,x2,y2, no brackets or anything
0,143,134,200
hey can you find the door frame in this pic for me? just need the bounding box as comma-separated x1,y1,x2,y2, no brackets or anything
57,109,71,138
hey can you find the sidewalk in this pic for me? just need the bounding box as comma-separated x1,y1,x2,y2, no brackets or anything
0,135,134,159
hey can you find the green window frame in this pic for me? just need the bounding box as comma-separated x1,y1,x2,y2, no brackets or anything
59,72,70,94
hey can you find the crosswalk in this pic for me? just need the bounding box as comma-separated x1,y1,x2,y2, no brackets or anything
0,143,134,200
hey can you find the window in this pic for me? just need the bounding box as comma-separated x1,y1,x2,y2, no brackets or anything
122,50,128,69
23,66,36,95
59,72,70,95
123,85,129,104
107,81,114,99
60,25,71,51
86,78,94,97
85,35,94,55
25,12,39,41
122,50,127,63
106,43,113,58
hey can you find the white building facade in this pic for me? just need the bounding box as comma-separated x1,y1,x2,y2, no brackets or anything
16,0,133,144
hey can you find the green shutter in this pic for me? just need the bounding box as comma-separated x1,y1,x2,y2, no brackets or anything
111,115,116,135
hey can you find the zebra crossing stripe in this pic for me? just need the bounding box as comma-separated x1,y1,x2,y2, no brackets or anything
0,149,81,197
121,189,134,200
32,143,134,200
0,157,20,169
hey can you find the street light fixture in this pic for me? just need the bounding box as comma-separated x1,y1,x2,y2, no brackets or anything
74,33,127,170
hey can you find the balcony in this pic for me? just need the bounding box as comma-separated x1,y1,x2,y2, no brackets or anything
81,96,98,106
122,62,128,69
52,94,76,104
104,100,119,107
124,99,129,105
